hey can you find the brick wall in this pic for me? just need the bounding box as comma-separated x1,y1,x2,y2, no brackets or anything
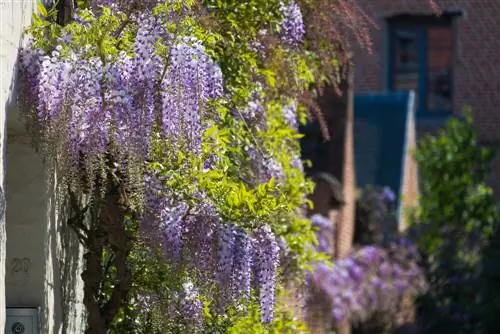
353,0,500,194
307,70,356,261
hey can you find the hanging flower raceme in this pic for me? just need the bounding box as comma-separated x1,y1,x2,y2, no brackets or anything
67,56,107,159
20,41,110,165
18,11,224,186
180,280,204,329
142,173,281,322
231,227,253,300
279,0,305,47
36,46,71,121
282,99,299,130
311,214,335,255
253,225,280,323
236,86,267,129
215,223,237,292
161,37,223,155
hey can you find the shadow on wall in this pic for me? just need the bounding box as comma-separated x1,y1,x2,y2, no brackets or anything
56,193,86,333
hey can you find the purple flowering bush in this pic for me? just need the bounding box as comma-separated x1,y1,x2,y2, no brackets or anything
306,212,427,332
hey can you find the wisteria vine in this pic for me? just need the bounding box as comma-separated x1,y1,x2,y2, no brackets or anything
19,0,318,331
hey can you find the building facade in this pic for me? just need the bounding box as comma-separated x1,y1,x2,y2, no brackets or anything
353,0,500,192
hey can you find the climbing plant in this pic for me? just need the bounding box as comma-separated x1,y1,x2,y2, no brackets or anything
411,114,499,333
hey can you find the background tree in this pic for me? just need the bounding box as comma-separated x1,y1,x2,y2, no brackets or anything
411,113,499,333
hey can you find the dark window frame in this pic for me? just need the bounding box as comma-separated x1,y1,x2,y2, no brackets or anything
387,14,458,117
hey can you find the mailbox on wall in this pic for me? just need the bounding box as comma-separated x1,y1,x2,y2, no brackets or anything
5,308,39,334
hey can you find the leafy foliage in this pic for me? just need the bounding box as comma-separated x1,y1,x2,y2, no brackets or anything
411,113,499,333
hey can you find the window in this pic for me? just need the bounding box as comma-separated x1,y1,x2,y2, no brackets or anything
388,15,456,115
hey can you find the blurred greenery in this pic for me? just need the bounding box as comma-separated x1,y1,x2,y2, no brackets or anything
411,111,500,333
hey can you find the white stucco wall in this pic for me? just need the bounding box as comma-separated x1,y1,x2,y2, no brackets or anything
0,1,34,329
1,1,85,332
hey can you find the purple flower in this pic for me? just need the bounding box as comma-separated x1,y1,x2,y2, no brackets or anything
161,37,223,156
279,0,305,47
379,262,392,277
231,228,253,300
281,100,298,129
312,217,335,256
253,225,280,323
182,199,218,284
105,52,153,159
66,56,106,160
36,47,71,121
237,88,267,129
311,214,333,229
380,186,396,203
180,280,204,329
333,307,345,322
290,154,304,171
216,223,236,287
306,242,427,325
162,201,188,262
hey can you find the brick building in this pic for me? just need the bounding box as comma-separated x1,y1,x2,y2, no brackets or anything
353,0,500,192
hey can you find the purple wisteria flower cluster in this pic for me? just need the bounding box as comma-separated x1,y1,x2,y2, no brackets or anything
239,95,303,185
162,37,223,155
246,146,287,185
253,225,281,323
281,99,299,130
18,12,223,182
249,1,304,55
279,0,305,47
141,174,280,324
311,214,335,255
307,215,427,326
236,86,267,130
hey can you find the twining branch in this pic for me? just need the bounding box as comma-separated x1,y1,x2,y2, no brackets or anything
67,188,90,244
67,176,135,334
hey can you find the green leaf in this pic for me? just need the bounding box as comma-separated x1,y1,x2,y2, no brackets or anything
32,13,43,25
204,124,218,139
257,184,267,197
268,176,275,188
37,1,48,17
